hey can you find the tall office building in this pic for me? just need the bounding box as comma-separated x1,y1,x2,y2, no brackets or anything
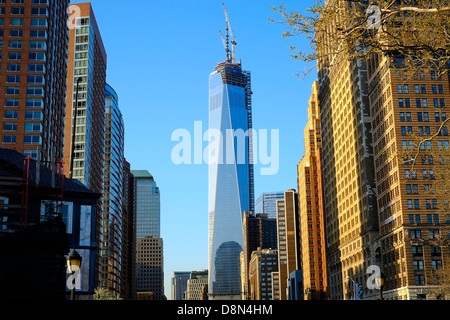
367,52,450,299
255,192,284,219
132,170,164,300
208,6,254,300
0,0,69,164
171,271,190,300
64,2,106,194
186,270,209,300
275,190,301,300
121,159,136,300
317,1,379,300
242,212,277,299
248,248,278,300
98,84,124,296
297,81,328,300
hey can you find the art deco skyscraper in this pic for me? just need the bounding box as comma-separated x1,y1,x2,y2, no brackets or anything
64,2,106,195
208,5,254,300
297,81,328,300
0,0,69,164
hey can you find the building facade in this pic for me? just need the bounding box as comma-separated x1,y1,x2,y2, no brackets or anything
98,84,124,296
121,158,136,299
171,271,190,300
64,1,106,194
132,170,164,299
186,270,208,300
255,192,284,219
242,212,277,299
208,42,254,298
367,52,450,300
317,2,379,299
248,248,278,300
297,81,328,300
275,190,301,300
0,0,69,165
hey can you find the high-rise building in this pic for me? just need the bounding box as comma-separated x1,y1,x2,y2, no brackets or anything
367,52,450,299
98,84,124,296
317,1,379,300
186,270,208,300
248,248,278,300
255,192,284,219
132,170,164,299
136,236,164,300
297,81,328,300
121,159,136,300
0,0,69,165
64,2,106,194
275,190,301,300
242,212,277,299
208,6,254,300
171,271,190,300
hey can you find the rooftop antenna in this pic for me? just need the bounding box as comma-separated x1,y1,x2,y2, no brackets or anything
221,3,236,63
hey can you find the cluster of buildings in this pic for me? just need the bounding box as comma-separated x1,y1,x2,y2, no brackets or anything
0,1,164,300
172,4,450,301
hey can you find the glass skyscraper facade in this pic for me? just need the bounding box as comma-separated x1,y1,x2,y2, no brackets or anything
99,84,124,295
208,60,254,299
255,192,284,219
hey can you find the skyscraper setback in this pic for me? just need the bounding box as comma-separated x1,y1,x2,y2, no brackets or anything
0,0,69,164
208,5,254,300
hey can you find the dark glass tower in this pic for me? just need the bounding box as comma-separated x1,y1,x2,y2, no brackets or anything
208,5,254,299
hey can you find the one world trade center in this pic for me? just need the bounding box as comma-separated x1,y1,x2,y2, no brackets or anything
208,4,254,300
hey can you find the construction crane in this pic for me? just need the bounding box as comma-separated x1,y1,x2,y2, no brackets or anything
220,3,237,64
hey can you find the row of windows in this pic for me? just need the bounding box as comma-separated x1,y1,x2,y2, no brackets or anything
0,51,46,60
3,122,41,131
408,214,445,224
397,84,446,95
3,98,43,108
406,199,442,210
0,40,46,50
398,98,445,108
2,134,41,144
5,75,44,83
5,86,45,96
0,7,47,16
401,126,448,136
402,139,449,150
405,169,440,180
2,29,47,38
0,18,47,28
4,109,42,119
399,112,446,122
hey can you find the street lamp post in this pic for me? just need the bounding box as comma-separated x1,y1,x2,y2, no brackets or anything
67,250,82,300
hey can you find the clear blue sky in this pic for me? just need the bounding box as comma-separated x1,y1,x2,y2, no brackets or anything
70,0,316,299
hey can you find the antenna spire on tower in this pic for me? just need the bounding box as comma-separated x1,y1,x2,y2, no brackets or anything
221,3,236,63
